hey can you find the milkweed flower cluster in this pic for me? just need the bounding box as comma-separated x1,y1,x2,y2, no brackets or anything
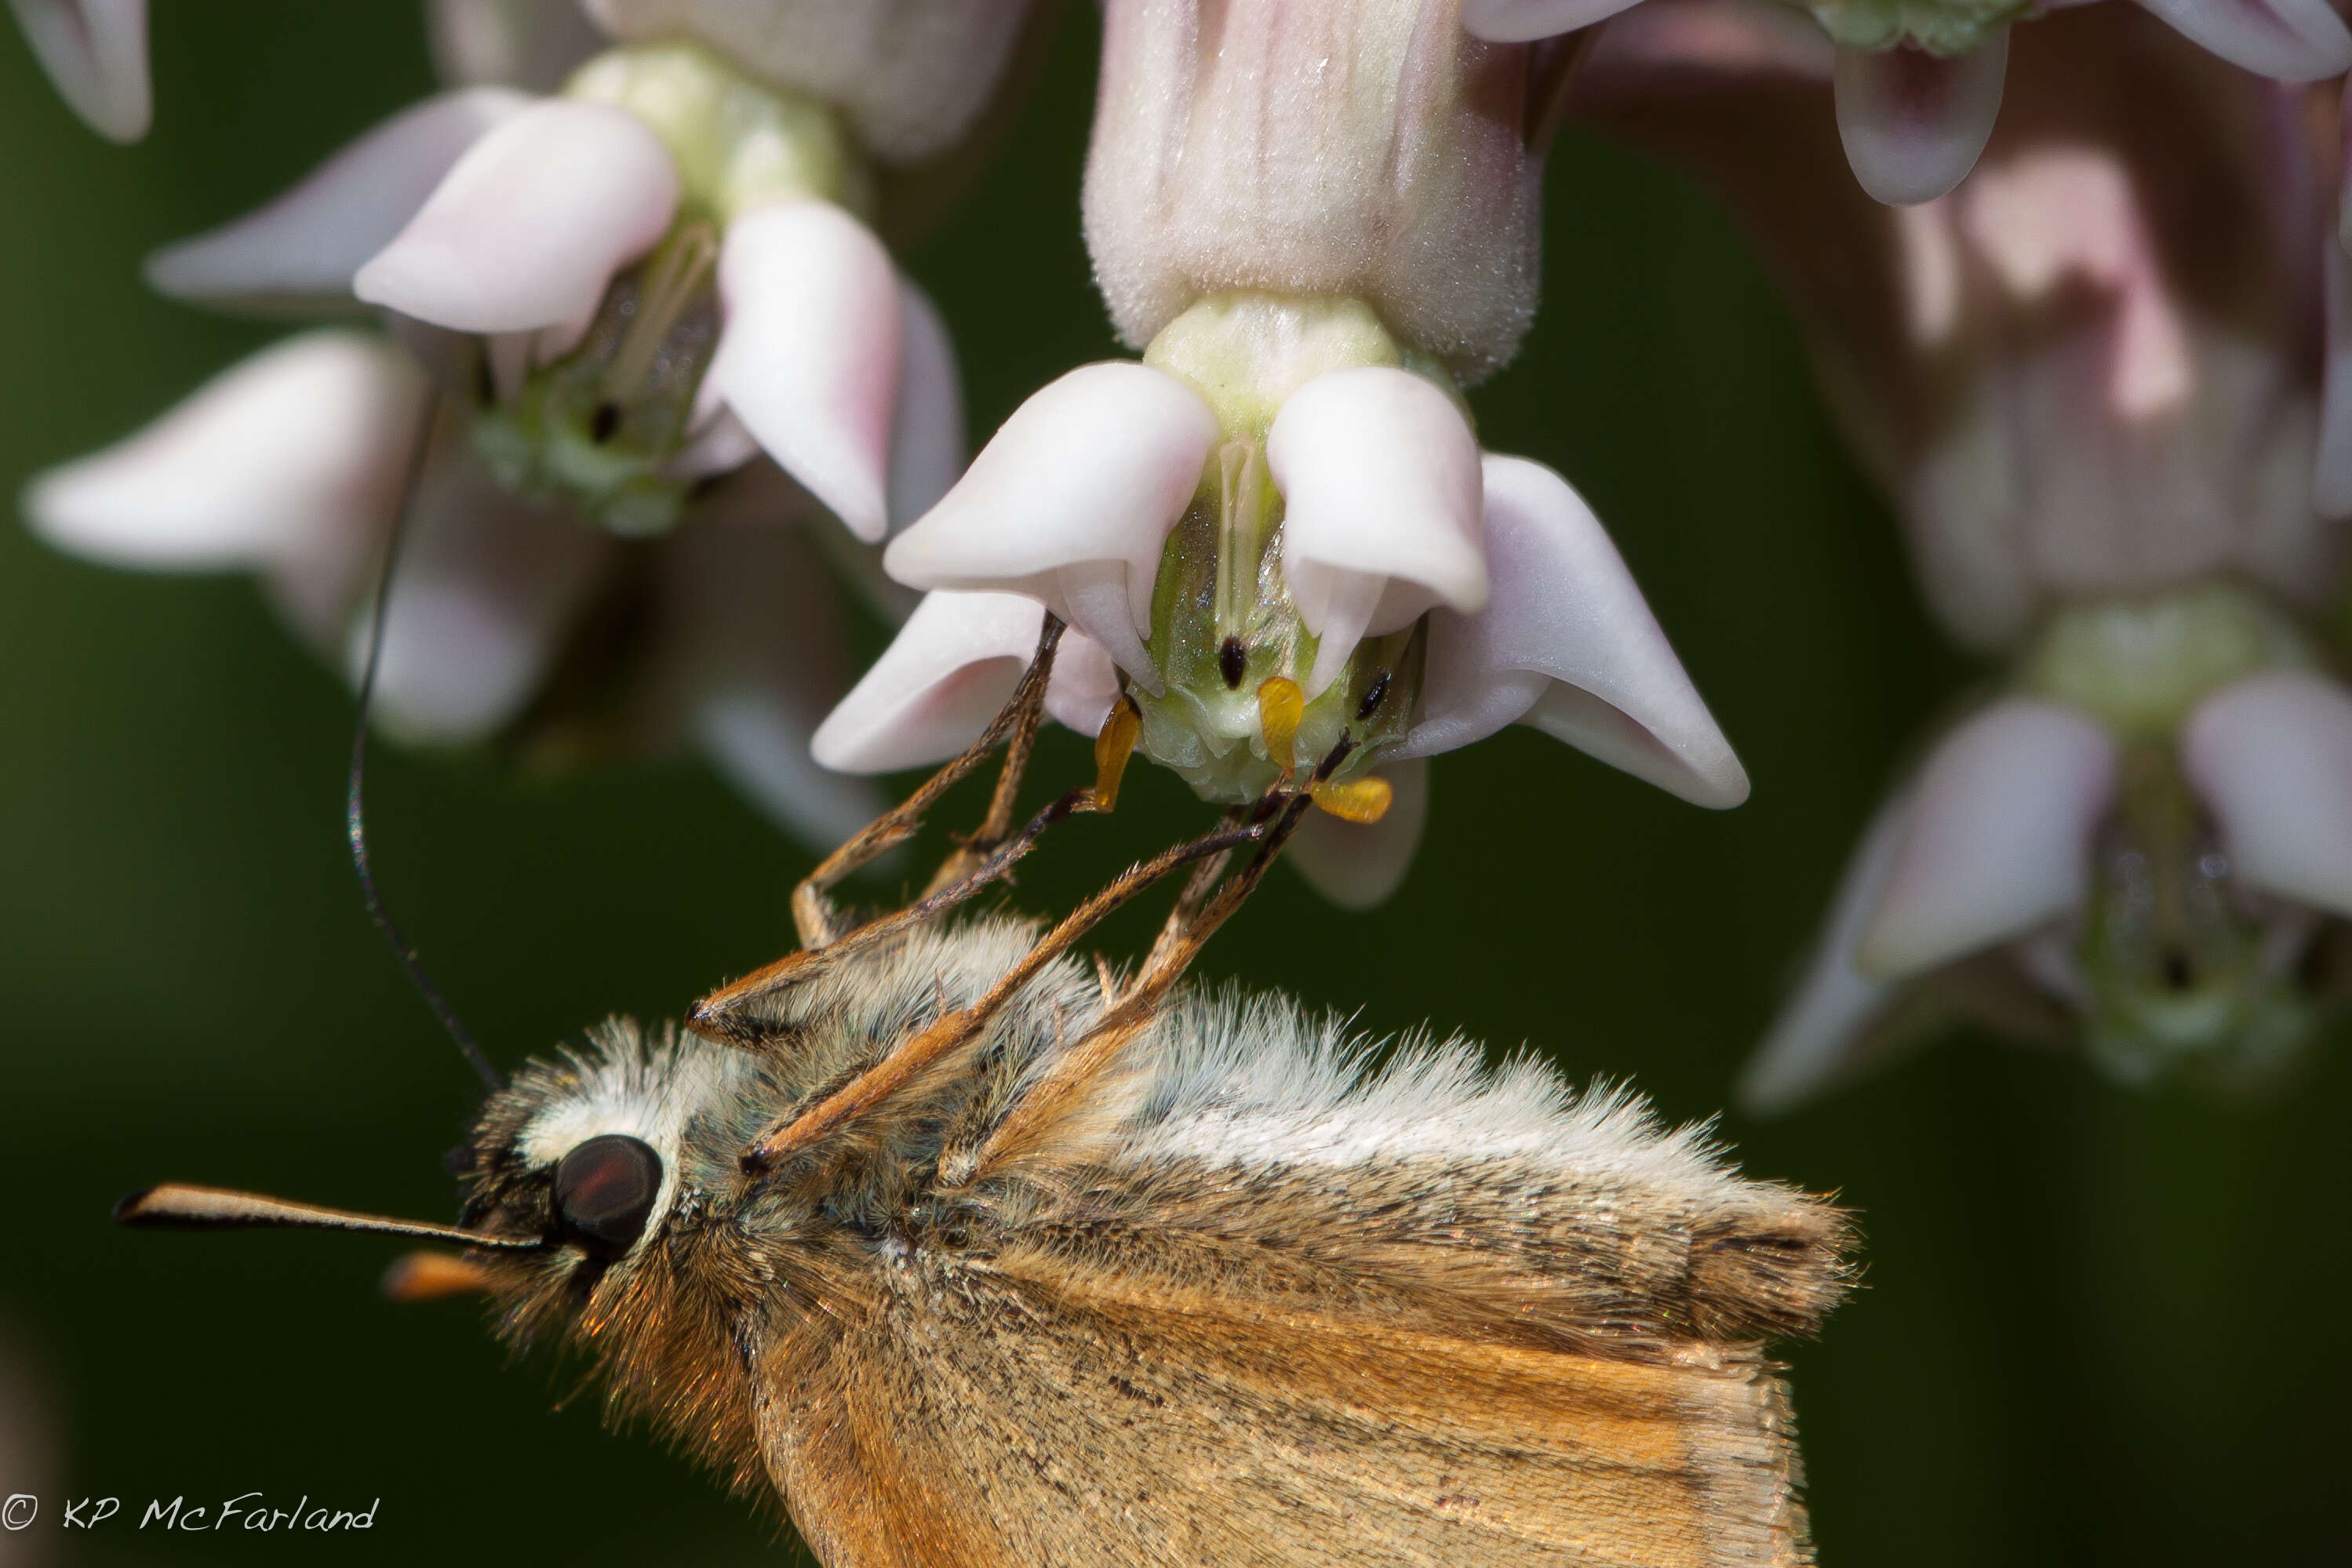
20,0,1031,850
1475,0,2351,204
1576,0,2352,1102
14,0,2352,1097
816,0,1751,905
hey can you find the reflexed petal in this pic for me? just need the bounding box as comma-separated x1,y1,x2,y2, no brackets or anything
2342,76,2352,260
1269,367,1487,697
1739,791,1914,1116
1855,697,2119,977
811,590,1115,773
1393,456,1747,809
1285,757,1429,910
145,89,530,313
428,0,606,93
353,457,614,744
1576,0,1833,77
23,330,425,574
1044,631,1120,739
1520,682,1749,809
1833,35,2008,206
2181,670,2352,919
883,362,1218,686
10,0,147,141
701,201,901,544
2133,0,2352,80
353,99,679,338
651,511,877,851
888,278,965,533
664,407,763,482
1462,0,1646,42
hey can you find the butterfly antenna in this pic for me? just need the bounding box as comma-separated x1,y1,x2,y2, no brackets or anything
347,395,503,1093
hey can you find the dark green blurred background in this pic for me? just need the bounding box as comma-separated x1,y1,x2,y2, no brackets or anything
2,6,2347,1563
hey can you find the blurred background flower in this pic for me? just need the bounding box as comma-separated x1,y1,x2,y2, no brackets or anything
9,0,147,142
0,1319,57,1568
2,5,2349,1566
1574,1,2352,1106
17,0,1048,851
1472,0,2351,203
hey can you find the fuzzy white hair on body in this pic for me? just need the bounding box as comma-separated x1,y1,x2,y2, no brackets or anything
1123,983,1747,1205
515,1024,767,1237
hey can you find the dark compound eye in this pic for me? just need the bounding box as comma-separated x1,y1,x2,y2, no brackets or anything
551,1134,663,1253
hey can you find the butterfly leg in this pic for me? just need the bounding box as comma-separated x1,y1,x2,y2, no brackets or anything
739,812,1272,1169
796,613,1067,948
924,673,1142,907
689,620,1076,1046
970,751,1332,1177
916,629,1072,902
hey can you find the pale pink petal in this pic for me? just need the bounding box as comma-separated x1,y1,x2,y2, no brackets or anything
1393,455,1746,808
428,0,606,93
1461,0,1647,41
144,89,530,313
1578,0,1834,78
1833,35,2008,207
1268,366,1487,698
1855,697,2119,977
23,330,425,574
1738,790,1914,1116
353,99,679,339
2134,0,2351,80
1284,757,1429,911
883,362,1219,688
1043,631,1120,738
2180,670,2352,919
10,0,147,141
812,590,1116,773
887,277,965,533
663,407,763,482
701,200,903,544
1520,682,1749,808
2342,76,2352,260
2317,227,2352,517
650,511,878,850
354,459,615,744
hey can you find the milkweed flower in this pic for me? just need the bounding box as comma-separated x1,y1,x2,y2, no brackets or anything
1471,0,2350,203
1576,1,2352,1104
147,19,983,542
22,0,1043,850
817,0,1749,907
24,322,898,849
9,0,147,141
